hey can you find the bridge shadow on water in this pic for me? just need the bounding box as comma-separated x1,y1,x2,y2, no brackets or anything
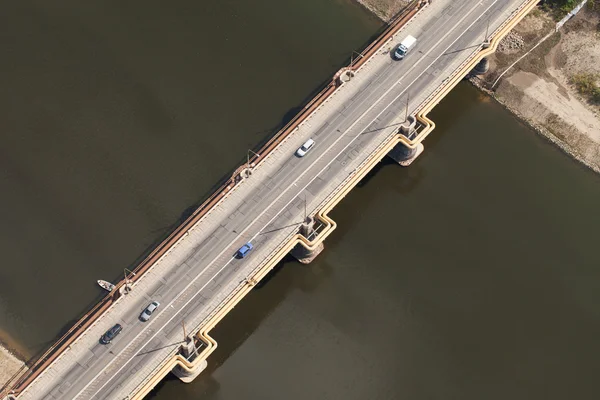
147,254,333,398
356,157,425,194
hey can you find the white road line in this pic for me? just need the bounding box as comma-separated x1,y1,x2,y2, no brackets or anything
74,2,498,398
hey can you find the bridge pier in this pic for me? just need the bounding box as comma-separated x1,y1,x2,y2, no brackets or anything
470,57,490,76
171,336,207,383
172,359,208,383
387,115,424,166
290,216,324,264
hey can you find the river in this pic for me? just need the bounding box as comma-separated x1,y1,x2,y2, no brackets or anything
1,1,600,399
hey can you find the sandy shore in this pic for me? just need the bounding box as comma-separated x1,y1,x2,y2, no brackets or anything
474,5,600,173
0,325,29,391
0,345,25,390
471,77,600,173
354,0,411,22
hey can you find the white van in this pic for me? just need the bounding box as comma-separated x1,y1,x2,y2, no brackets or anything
394,35,417,60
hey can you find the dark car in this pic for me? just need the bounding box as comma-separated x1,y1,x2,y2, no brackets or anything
100,323,122,345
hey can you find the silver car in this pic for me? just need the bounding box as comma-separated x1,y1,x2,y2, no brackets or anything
139,301,160,322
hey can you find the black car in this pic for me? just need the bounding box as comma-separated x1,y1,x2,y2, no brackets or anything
100,323,122,345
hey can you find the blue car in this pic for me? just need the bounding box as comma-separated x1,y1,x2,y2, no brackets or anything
236,242,253,258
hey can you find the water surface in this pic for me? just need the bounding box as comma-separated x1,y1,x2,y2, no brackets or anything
2,1,600,399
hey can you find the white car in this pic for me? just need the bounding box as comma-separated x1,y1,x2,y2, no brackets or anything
295,139,315,157
139,301,160,322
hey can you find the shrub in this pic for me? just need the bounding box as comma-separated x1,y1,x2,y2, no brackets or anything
571,73,600,103
541,0,586,18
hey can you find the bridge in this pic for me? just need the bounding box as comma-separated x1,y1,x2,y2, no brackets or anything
2,0,539,398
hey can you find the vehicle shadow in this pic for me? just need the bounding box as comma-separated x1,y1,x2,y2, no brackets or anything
147,254,332,398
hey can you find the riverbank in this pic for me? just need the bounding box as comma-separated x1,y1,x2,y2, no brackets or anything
0,327,27,389
474,3,600,173
354,0,410,21
0,347,25,391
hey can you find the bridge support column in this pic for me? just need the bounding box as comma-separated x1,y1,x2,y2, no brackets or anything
387,115,424,166
172,359,208,384
172,336,208,383
290,216,324,264
470,57,490,76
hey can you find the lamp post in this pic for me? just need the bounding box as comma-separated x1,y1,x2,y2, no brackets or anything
246,149,260,177
350,50,365,68
123,268,136,293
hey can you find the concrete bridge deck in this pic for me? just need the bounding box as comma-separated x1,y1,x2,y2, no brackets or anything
5,0,538,399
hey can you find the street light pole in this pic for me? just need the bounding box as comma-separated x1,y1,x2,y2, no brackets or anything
123,268,136,293
350,50,365,68
246,149,260,177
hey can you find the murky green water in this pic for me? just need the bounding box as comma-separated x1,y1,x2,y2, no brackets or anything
2,1,600,399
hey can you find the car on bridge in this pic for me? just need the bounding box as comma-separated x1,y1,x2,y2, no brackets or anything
236,242,253,258
295,138,315,157
100,323,122,345
139,301,160,322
